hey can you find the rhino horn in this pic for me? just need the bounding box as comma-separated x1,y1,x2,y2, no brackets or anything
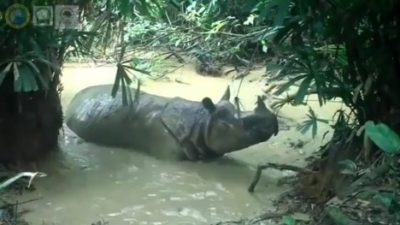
219,86,231,102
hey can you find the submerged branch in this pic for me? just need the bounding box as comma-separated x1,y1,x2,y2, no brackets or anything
338,162,391,198
214,209,291,225
248,163,314,192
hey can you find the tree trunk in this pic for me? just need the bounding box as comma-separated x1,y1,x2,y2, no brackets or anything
0,71,63,165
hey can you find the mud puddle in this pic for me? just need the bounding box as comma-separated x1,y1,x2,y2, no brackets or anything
15,62,345,225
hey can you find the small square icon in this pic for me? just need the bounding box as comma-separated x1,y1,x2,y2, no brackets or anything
33,6,53,27
54,5,80,30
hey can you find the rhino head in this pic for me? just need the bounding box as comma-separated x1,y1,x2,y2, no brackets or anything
202,86,279,156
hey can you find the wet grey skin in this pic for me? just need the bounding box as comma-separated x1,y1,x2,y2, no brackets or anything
65,85,279,161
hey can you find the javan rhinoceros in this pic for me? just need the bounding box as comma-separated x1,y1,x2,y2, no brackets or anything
65,85,279,161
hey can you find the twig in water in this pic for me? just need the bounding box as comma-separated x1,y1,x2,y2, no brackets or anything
0,172,47,190
214,209,292,225
249,209,293,224
248,163,314,192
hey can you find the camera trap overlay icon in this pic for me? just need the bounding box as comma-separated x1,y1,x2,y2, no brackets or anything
5,3,31,29
33,6,53,27
54,5,80,30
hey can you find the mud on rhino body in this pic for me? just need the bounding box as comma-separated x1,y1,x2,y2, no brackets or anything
65,85,279,161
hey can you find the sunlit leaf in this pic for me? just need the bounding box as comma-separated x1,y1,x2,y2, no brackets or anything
13,64,39,92
338,160,358,175
282,215,296,225
0,63,13,86
243,14,257,26
0,172,47,191
326,207,361,225
24,60,48,90
373,193,396,208
121,65,133,85
365,121,400,155
121,77,128,105
111,65,123,98
13,62,20,82
273,0,291,28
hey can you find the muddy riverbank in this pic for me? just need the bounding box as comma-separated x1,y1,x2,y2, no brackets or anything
13,62,344,224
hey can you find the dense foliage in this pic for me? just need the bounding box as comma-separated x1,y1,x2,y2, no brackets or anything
80,0,400,140
0,0,399,223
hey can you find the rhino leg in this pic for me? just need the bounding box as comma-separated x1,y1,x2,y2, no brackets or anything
181,140,198,161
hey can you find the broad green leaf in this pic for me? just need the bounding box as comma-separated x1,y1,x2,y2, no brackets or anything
0,63,13,86
33,57,60,71
338,160,358,175
29,37,45,57
373,193,396,208
282,215,296,225
312,119,317,138
121,65,133,85
121,77,128,106
22,69,39,92
121,66,134,105
365,121,400,155
273,0,291,28
111,66,122,98
13,62,20,82
326,207,361,225
14,64,39,92
24,60,48,90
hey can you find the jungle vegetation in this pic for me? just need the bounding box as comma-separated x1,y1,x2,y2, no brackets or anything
0,0,399,224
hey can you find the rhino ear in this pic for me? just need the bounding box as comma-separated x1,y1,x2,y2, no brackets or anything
202,97,216,113
219,86,230,102
255,96,270,114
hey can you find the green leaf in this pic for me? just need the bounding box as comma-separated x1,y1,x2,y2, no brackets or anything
373,193,396,208
312,119,318,138
338,160,358,175
282,215,296,225
111,66,122,98
24,60,48,90
0,63,13,86
121,76,128,106
326,207,361,225
365,121,400,155
14,64,39,92
33,57,60,72
22,69,39,92
121,65,133,85
29,38,45,58
273,0,291,28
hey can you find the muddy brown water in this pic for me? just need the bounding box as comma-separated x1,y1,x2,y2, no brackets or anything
15,63,345,225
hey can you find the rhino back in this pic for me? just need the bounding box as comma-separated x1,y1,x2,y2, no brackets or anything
160,98,209,143
66,85,134,146
65,85,186,159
